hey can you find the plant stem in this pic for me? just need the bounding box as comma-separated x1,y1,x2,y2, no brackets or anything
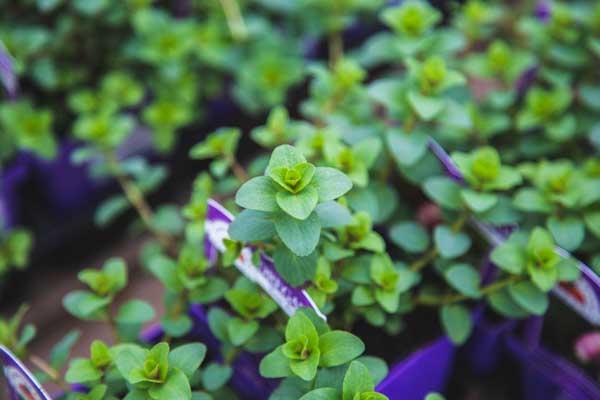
410,247,438,272
416,275,523,307
104,152,178,254
409,210,471,272
219,0,247,42
227,155,249,182
328,30,344,67
30,355,70,391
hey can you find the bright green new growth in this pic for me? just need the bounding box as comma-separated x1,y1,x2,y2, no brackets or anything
260,311,365,382
114,341,206,400
491,228,580,293
381,0,441,37
231,144,352,257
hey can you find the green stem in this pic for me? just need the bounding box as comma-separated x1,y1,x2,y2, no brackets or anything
416,275,523,307
219,0,248,42
105,151,178,254
328,30,344,67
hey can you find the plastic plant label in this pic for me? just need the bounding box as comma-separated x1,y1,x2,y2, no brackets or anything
0,41,16,97
429,138,600,326
204,199,326,320
0,346,51,400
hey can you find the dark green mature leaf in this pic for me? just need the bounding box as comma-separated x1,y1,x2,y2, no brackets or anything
315,201,352,228
260,346,293,378
63,291,111,320
149,369,192,400
389,221,429,253
235,176,279,212
387,129,429,166
202,363,233,391
434,225,471,259
116,300,155,325
508,281,548,315
319,331,365,367
300,388,339,400
423,177,462,210
487,289,529,318
273,212,321,256
440,304,472,345
445,264,481,298
273,246,318,286
94,195,129,226
547,216,585,251
408,91,445,120
229,210,276,242
311,167,353,202
65,359,102,383
50,330,80,369
342,361,374,400
169,343,207,379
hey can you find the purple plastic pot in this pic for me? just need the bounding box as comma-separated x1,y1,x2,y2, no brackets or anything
506,334,600,400
376,337,456,399
0,162,28,229
31,140,101,213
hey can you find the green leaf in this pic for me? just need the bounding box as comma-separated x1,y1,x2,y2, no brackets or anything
584,211,600,239
149,368,192,400
352,286,376,306
63,291,111,320
445,264,481,298
65,359,102,383
235,176,279,212
423,177,462,210
114,344,147,381
434,225,471,259
161,315,193,338
315,201,352,228
528,266,558,292
116,300,155,325
460,189,497,213
386,129,429,166
152,205,184,235
389,221,429,253
487,289,529,318
513,188,553,213
266,145,306,174
407,91,445,120
557,258,580,282
508,281,548,315
342,361,374,400
311,167,353,202
290,350,320,381
318,331,365,368
147,256,181,292
207,308,230,342
260,346,293,378
227,318,259,346
440,304,472,345
274,212,321,257
300,388,339,400
547,216,585,252
169,343,207,379
228,210,276,242
201,363,232,391
273,246,318,286
276,186,319,220
490,242,526,274
94,195,129,227
50,330,80,370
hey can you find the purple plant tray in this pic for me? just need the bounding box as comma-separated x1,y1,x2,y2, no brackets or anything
0,162,29,229
376,337,456,399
